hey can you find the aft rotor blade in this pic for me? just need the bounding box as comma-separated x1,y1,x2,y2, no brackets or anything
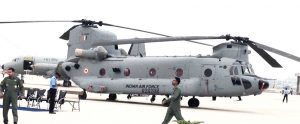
102,23,214,47
94,36,225,46
245,41,282,68
253,42,300,62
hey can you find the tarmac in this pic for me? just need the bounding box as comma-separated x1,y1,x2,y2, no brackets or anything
0,76,300,124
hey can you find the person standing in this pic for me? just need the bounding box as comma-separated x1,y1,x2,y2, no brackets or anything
48,73,59,114
282,88,290,103
0,67,24,124
162,77,184,124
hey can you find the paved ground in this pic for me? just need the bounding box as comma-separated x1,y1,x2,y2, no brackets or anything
0,76,299,124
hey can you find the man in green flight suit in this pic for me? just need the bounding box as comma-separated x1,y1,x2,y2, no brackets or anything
0,67,24,124
162,77,184,124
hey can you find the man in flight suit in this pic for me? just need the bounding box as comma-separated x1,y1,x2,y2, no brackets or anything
0,67,24,124
162,77,184,124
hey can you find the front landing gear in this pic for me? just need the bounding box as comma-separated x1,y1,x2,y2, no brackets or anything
188,96,199,108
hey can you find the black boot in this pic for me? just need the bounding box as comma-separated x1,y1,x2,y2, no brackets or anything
14,122,17,124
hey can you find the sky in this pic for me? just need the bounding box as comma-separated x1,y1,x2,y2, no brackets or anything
0,0,300,82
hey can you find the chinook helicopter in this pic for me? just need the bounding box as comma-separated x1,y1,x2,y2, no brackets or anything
1,19,300,107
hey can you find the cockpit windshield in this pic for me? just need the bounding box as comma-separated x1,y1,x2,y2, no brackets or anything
230,64,255,75
241,64,255,75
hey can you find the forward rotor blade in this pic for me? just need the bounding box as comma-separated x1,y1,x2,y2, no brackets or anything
102,23,214,47
245,41,282,68
0,20,73,24
94,36,224,46
253,42,300,62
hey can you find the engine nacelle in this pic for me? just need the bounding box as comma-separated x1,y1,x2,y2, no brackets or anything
75,46,108,60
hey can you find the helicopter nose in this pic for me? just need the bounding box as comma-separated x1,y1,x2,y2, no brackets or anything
258,80,269,90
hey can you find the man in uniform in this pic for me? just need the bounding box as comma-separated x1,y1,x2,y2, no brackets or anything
0,67,24,124
48,73,59,114
162,77,184,124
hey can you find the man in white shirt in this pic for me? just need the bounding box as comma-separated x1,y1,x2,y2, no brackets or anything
282,88,290,103
49,73,60,114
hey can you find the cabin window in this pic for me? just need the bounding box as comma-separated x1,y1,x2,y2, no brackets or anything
204,68,212,77
124,68,130,76
99,68,106,76
149,68,156,77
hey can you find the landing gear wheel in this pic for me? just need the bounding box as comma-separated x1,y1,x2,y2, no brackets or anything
212,96,216,101
127,94,132,99
107,94,117,101
150,95,156,103
162,98,170,107
63,80,72,87
188,97,199,108
79,89,87,100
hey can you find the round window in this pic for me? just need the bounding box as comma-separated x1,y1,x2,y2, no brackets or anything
124,68,130,76
176,68,183,77
149,68,156,77
204,68,212,77
99,68,106,76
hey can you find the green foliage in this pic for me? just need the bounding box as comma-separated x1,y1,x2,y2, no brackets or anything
173,120,205,124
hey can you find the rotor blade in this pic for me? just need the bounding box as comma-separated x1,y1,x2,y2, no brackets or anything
0,20,73,24
253,42,300,62
102,23,214,47
245,41,282,68
59,25,80,40
93,36,225,46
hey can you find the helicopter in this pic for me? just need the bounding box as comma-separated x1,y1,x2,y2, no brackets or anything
0,43,146,87
1,19,300,108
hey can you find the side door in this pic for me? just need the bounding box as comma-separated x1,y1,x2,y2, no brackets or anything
200,64,216,95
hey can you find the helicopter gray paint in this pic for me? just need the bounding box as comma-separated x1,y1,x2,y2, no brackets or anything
62,56,255,97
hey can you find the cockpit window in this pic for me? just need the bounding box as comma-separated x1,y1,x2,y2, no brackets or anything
230,66,234,75
241,65,255,75
230,66,239,75
234,67,239,75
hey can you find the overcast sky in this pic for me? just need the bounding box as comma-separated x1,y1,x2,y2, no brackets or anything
1,0,300,81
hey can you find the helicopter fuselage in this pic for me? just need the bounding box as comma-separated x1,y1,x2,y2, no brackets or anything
61,56,268,97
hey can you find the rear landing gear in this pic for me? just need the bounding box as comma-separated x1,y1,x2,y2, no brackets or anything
107,94,117,101
79,89,87,100
150,95,156,103
63,80,72,87
188,96,199,108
